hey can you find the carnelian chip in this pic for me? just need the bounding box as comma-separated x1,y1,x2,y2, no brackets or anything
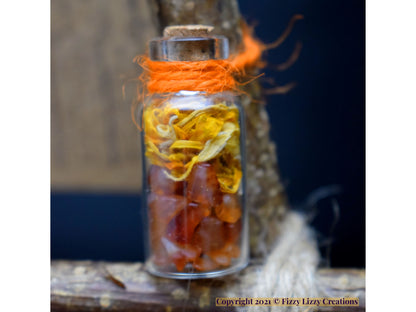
166,202,210,244
161,237,202,271
148,193,187,267
148,165,184,196
208,243,240,267
224,219,242,244
192,217,226,253
208,249,231,266
222,242,241,258
148,193,187,226
173,257,187,272
215,194,242,223
151,246,170,267
194,255,219,272
187,162,221,209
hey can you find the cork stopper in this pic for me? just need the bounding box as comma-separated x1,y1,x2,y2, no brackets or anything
149,25,229,62
163,25,214,37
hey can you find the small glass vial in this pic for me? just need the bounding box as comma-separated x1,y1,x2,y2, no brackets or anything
141,26,248,279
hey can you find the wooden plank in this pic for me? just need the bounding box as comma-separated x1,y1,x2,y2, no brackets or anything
51,261,365,311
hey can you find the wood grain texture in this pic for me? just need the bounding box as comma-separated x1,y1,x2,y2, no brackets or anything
51,261,365,312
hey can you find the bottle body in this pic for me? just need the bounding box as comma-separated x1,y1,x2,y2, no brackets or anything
141,91,248,279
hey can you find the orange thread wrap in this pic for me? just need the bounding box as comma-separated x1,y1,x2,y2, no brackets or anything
141,58,239,94
138,24,266,95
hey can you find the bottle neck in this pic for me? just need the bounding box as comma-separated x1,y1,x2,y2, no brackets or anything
149,25,229,62
149,36,229,61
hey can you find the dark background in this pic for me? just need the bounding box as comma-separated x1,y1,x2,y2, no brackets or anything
51,0,365,267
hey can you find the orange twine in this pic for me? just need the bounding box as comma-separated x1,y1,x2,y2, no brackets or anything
231,22,266,73
136,22,268,95
139,58,239,94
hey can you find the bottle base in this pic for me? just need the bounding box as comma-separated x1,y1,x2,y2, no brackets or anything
145,259,248,279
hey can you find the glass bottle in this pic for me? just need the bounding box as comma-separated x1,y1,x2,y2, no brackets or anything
141,26,248,279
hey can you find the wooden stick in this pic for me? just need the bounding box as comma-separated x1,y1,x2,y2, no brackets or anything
51,261,365,312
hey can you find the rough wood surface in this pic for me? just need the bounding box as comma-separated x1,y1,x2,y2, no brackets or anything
51,261,365,312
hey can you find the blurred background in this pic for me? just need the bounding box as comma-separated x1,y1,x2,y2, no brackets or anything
51,0,365,267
